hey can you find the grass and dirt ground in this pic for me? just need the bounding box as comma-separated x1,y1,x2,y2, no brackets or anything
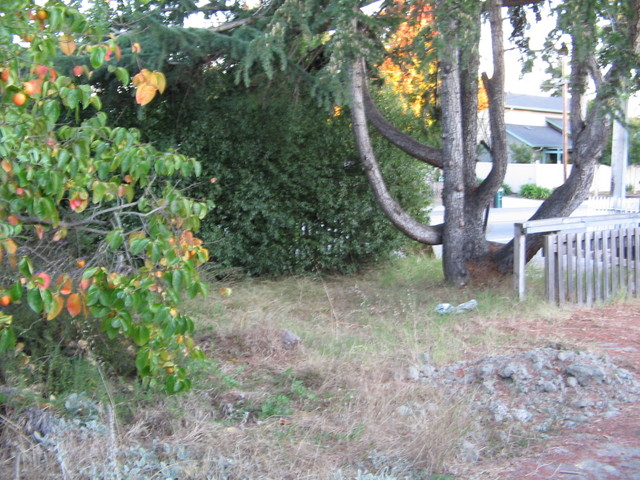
1,255,639,479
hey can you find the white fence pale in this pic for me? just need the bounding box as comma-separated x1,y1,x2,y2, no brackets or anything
544,227,640,306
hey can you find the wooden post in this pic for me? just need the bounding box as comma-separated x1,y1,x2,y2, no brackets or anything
514,223,526,300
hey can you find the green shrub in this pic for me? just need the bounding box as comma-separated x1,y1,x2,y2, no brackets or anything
501,184,513,195
519,183,552,199
122,75,433,276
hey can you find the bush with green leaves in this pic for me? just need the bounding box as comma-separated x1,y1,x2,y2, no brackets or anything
0,0,210,393
115,73,433,276
519,183,552,199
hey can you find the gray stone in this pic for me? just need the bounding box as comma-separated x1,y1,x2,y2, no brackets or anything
280,330,302,349
513,407,532,422
571,397,593,409
396,405,412,416
566,376,579,388
460,441,480,463
407,366,420,381
537,380,558,393
488,401,510,422
477,363,495,380
565,363,606,386
557,351,575,362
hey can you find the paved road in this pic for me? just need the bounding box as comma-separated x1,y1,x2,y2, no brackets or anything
430,196,601,243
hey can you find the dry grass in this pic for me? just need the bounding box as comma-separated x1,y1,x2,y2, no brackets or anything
1,255,569,479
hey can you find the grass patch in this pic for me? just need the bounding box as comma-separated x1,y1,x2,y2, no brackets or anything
2,255,576,479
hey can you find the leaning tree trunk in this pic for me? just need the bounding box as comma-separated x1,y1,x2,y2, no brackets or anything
349,58,443,245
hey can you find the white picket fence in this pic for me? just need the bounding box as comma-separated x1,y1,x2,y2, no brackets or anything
585,196,640,213
544,227,640,306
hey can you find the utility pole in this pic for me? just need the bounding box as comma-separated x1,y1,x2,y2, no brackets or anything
611,99,629,210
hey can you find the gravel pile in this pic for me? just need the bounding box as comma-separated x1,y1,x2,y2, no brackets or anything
404,345,640,461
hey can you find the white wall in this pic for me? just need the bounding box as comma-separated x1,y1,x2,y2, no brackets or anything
476,162,624,194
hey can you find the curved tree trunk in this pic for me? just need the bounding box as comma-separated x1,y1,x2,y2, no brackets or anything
350,58,443,245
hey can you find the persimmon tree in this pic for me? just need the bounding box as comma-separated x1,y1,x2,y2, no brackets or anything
0,0,211,393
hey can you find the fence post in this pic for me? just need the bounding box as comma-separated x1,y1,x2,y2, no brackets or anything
514,223,526,300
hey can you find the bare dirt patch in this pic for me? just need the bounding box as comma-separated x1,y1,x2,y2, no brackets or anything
466,303,640,479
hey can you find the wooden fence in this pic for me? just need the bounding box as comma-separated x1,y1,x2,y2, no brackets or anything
544,227,640,306
514,214,640,301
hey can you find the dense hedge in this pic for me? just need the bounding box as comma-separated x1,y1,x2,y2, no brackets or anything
160,79,432,275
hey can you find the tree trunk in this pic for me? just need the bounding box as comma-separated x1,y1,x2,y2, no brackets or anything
349,58,443,245
438,13,468,286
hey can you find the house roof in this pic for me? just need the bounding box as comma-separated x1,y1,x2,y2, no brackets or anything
545,117,571,134
506,123,572,149
506,93,565,114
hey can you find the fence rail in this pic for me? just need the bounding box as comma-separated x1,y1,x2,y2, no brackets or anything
544,228,640,306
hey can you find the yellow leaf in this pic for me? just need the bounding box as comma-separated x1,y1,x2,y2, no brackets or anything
4,238,17,255
52,227,68,242
131,42,142,53
34,224,45,240
151,72,166,94
47,295,64,320
135,84,157,106
66,293,82,317
59,34,76,56
132,68,151,86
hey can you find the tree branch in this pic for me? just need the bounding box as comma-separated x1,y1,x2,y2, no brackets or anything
501,0,545,7
361,75,443,168
208,16,259,33
351,57,443,245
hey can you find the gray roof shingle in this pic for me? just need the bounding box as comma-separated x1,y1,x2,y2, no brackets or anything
506,123,572,149
505,93,565,113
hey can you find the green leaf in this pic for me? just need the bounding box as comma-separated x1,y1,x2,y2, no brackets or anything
9,281,23,300
130,237,150,255
106,229,124,249
90,46,107,69
115,67,130,86
92,182,106,203
91,95,102,110
63,87,81,110
132,325,150,346
101,316,118,339
0,328,16,354
18,257,34,277
43,100,61,124
86,284,101,306
135,348,153,376
27,288,43,313
171,270,183,291
82,267,99,279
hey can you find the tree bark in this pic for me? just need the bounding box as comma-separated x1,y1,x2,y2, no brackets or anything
438,11,468,286
361,83,443,168
350,58,443,245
